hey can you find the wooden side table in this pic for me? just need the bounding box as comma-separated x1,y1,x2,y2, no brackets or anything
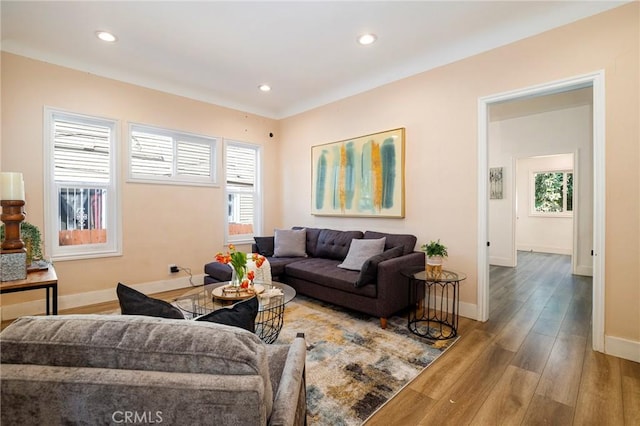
0,266,58,315
402,267,466,340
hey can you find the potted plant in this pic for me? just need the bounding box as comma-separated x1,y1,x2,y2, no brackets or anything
0,221,43,266
421,239,448,276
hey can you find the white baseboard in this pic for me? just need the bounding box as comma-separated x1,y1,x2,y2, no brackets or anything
489,256,515,267
573,265,593,277
605,334,640,363
459,301,479,321
0,274,205,321
516,245,572,255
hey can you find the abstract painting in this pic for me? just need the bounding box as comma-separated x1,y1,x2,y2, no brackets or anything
311,128,405,217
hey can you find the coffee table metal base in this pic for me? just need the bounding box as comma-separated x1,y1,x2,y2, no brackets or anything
174,282,295,344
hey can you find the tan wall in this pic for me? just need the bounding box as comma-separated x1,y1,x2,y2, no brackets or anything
280,4,639,341
1,4,638,345
1,53,281,306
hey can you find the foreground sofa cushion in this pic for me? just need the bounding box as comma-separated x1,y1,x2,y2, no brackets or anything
0,315,274,418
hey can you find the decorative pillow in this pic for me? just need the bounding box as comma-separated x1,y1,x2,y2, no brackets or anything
195,296,258,332
355,246,404,287
338,237,386,271
117,283,185,319
273,228,307,257
254,236,275,257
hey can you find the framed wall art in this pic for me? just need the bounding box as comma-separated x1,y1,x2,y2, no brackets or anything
490,166,504,199
311,128,405,217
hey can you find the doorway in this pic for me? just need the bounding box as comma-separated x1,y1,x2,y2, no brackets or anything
477,71,605,352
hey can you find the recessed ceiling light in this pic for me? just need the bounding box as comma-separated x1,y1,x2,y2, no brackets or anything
96,31,117,43
357,33,377,46
258,84,271,92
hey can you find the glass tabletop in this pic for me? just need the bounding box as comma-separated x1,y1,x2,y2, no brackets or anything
403,268,467,283
174,281,296,318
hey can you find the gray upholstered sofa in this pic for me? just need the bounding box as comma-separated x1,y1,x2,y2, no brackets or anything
205,227,425,328
0,315,306,426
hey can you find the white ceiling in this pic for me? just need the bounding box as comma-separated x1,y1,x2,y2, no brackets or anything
1,1,627,119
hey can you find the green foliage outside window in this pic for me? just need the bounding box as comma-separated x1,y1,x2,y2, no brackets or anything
534,171,573,213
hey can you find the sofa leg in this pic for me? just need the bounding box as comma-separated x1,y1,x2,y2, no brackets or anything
380,318,387,329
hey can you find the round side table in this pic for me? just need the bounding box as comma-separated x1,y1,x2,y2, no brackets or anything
402,267,466,340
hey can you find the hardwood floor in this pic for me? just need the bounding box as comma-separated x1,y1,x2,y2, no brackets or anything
2,252,638,424
366,251,640,425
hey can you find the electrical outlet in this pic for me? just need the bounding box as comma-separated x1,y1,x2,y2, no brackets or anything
168,264,177,274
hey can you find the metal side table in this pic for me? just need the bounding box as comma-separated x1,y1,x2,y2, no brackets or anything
402,267,466,340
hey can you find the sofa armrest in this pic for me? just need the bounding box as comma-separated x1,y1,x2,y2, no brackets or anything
375,251,425,316
269,333,307,426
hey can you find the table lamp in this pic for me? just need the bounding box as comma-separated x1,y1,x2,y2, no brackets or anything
1,172,27,281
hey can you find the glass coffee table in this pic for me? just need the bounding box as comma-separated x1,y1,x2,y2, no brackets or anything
174,281,296,344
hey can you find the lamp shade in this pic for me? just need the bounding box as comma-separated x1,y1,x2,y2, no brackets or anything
0,172,25,201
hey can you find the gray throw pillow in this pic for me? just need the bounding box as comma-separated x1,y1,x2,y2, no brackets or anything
338,237,386,271
355,246,404,287
273,228,307,257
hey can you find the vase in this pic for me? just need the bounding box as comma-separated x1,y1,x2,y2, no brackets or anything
230,265,247,288
426,256,443,278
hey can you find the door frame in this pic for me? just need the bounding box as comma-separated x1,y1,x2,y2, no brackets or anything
477,71,605,352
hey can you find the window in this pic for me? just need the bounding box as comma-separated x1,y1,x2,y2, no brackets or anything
531,170,573,215
44,108,120,260
129,123,217,185
225,141,261,243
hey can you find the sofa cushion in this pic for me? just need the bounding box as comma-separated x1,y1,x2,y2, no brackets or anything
338,237,386,271
267,256,306,277
356,246,404,287
254,236,275,257
363,231,417,256
285,258,376,298
204,261,232,281
0,314,274,417
194,296,258,332
293,226,322,257
315,229,364,260
274,228,307,257
117,283,185,319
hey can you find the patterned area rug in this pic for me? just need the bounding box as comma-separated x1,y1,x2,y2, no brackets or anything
277,295,458,425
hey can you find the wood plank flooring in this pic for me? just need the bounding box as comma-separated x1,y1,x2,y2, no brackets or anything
366,251,640,425
1,252,638,424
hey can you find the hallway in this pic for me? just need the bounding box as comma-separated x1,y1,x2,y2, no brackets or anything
367,251,640,425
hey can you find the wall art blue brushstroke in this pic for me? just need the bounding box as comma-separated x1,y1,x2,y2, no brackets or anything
311,128,405,218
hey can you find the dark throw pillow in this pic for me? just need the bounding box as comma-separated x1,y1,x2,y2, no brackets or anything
117,283,185,319
355,246,404,287
195,296,259,332
254,236,275,257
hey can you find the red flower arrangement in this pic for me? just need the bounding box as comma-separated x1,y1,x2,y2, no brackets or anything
215,244,266,289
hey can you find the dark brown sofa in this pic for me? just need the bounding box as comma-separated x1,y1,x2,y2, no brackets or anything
204,227,425,328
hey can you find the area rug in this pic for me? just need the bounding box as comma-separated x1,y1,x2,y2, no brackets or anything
276,295,458,425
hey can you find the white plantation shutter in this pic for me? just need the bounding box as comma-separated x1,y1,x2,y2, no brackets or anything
45,109,120,260
225,141,261,243
53,119,111,183
177,140,211,177
129,124,216,184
